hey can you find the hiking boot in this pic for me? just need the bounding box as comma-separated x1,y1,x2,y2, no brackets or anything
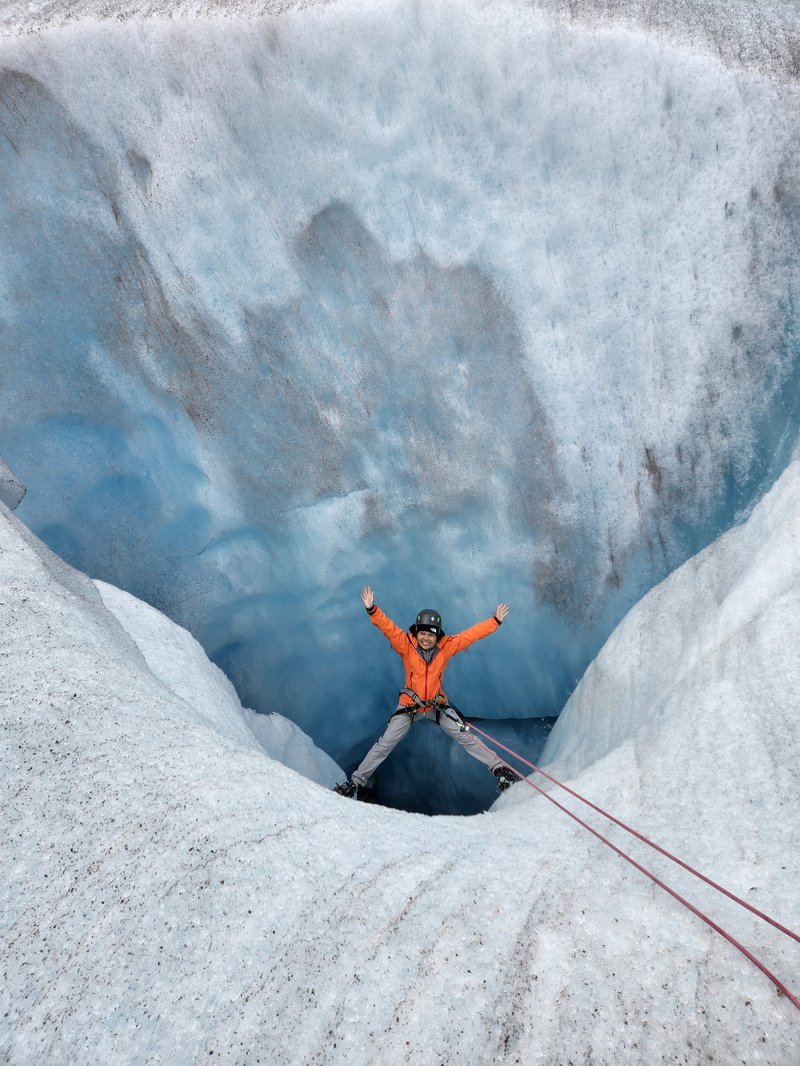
333,780,357,798
493,765,518,791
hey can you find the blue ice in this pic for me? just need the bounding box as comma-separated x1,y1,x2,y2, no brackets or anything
1,1,799,811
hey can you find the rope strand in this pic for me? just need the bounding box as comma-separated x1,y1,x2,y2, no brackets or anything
466,722,800,1013
467,722,800,945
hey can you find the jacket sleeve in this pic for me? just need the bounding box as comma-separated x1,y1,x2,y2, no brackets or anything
441,616,501,656
367,605,410,656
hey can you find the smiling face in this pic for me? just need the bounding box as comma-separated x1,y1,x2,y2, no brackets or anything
415,629,439,650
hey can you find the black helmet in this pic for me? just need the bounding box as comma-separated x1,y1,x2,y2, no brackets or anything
410,608,444,637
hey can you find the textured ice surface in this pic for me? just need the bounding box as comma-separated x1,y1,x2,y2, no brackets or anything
95,578,343,786
1,451,798,1064
0,455,26,510
1,0,800,810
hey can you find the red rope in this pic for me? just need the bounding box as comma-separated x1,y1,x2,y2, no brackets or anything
467,722,800,1013
469,722,800,945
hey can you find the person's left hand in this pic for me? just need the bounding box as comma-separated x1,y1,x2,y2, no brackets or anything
495,603,509,622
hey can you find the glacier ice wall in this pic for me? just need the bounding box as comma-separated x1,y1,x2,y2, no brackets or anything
1,0,799,810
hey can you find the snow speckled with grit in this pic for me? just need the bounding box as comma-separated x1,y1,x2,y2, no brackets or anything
2,458,799,1063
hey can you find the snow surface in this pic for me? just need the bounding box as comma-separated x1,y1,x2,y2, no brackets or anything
2,0,800,79
2,0,800,811
2,455,799,1062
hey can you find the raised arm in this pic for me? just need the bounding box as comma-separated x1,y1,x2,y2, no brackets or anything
361,586,408,654
445,602,509,654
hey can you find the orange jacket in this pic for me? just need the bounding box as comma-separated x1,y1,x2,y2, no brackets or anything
367,605,501,708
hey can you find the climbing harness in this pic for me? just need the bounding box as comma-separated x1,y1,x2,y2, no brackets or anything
395,688,452,724
462,719,800,1014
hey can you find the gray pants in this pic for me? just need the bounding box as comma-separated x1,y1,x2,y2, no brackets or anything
351,706,503,786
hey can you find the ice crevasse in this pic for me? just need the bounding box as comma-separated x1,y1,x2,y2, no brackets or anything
1,429,799,1062
2,0,800,811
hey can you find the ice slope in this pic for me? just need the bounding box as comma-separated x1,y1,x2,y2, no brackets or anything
2,462,799,1062
1,0,800,812
0,458,25,511
94,578,343,787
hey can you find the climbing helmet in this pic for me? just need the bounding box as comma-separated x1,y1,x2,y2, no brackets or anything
411,608,444,637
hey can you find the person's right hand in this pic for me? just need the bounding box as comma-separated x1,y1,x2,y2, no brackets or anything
361,586,375,610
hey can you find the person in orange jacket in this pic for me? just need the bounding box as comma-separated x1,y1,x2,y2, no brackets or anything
334,586,518,798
